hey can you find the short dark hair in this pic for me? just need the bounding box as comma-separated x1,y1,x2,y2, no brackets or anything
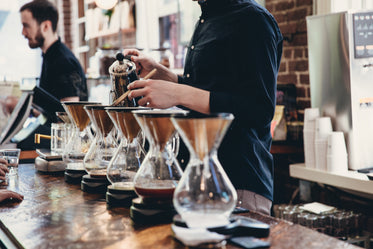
20,0,59,32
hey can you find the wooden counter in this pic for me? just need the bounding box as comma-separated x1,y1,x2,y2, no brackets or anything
19,150,38,161
0,164,359,249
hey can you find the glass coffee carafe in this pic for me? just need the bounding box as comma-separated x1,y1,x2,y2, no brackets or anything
62,101,101,170
83,105,117,177
105,107,149,189
132,109,186,203
171,112,237,228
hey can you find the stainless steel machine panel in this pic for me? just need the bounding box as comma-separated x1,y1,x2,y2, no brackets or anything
307,11,373,170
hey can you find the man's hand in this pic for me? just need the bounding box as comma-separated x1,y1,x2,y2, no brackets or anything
128,79,179,109
128,79,210,114
0,158,9,182
0,190,24,203
122,49,159,78
122,49,178,82
0,158,24,203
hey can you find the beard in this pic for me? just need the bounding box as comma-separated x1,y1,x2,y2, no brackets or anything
28,28,44,49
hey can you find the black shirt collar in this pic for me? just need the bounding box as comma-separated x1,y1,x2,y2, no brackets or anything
199,0,249,18
42,37,61,58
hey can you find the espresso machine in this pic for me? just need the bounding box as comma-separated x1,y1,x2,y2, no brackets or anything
307,10,373,170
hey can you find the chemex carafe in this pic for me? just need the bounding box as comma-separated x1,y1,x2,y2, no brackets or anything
132,109,186,203
62,101,101,170
83,105,117,177
171,112,237,228
105,107,149,189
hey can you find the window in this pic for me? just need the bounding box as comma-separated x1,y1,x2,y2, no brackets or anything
315,0,373,15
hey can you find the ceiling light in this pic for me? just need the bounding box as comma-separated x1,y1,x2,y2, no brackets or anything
94,0,118,10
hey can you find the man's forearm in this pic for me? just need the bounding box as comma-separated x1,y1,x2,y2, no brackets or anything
154,64,178,83
177,84,210,114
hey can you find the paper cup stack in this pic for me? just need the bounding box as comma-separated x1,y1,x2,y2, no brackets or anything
314,117,333,171
327,132,348,174
303,108,320,169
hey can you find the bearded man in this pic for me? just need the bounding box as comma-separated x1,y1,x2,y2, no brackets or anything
20,0,88,102
11,0,88,149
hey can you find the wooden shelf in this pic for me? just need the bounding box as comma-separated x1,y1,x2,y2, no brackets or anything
88,27,136,39
290,163,373,198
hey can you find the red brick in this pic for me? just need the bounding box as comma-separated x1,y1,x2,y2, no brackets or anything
283,48,293,58
279,61,287,72
297,99,311,109
266,3,275,12
287,7,308,22
296,0,313,7
289,60,308,71
279,22,297,35
277,73,297,84
275,1,295,11
297,20,307,32
273,13,288,23
294,48,304,58
300,74,310,84
296,85,307,97
292,33,308,46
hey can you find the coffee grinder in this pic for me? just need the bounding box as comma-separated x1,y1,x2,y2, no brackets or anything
129,109,185,224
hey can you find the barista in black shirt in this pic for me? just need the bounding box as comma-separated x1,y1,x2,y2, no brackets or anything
124,0,283,215
20,0,87,103
39,38,88,102
15,0,88,149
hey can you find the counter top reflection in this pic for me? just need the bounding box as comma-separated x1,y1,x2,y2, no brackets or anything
0,164,359,249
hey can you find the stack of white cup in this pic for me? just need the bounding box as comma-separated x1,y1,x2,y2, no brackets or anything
314,117,333,171
303,108,320,169
327,132,348,174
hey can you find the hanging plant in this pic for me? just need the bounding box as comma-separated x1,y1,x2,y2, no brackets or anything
103,8,114,25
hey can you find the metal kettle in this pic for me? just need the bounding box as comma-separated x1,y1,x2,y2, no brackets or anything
108,53,139,106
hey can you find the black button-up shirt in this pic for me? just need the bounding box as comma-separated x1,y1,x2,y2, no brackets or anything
178,0,283,201
40,38,88,101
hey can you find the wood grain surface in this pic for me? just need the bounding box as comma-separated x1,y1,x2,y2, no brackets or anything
0,164,359,249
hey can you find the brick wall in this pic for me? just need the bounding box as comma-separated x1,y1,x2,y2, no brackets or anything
57,0,73,50
266,0,313,120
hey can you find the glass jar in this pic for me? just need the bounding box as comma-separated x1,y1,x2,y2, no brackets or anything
171,113,237,228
